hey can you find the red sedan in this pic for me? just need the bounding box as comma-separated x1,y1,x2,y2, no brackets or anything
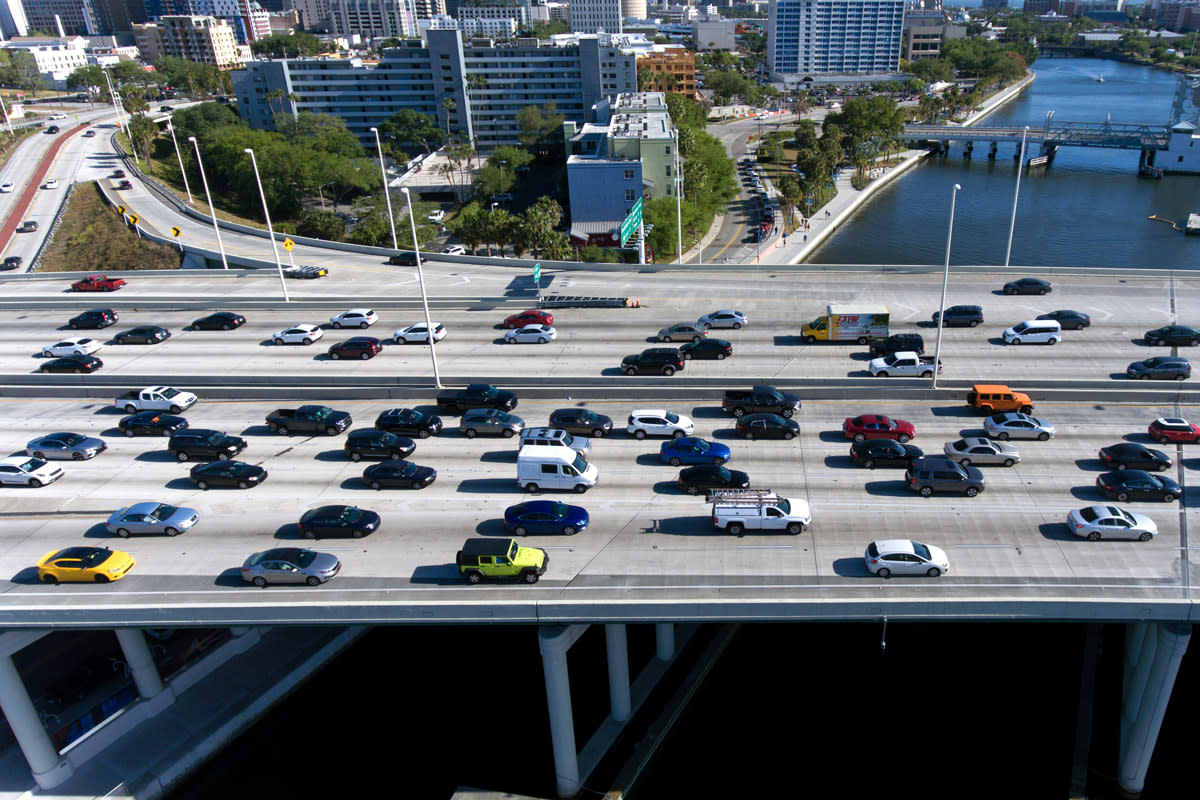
843,414,916,443
71,274,126,292
503,309,552,329
1148,417,1200,444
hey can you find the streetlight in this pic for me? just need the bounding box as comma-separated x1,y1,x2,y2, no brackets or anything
188,136,229,270
1003,126,1029,269
369,126,398,250
0,94,13,138
400,186,441,388
490,201,498,214
932,183,962,390
243,147,288,302
167,121,192,205
102,68,137,165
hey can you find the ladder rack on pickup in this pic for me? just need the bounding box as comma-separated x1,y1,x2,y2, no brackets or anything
707,488,783,505
537,296,635,309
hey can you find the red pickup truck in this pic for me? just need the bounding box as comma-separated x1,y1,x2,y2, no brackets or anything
71,274,126,292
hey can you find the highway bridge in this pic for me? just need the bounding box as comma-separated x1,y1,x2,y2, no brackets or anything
905,119,1172,150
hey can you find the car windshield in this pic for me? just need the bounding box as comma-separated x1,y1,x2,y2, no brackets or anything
397,462,416,476
665,412,679,424
161,387,181,398
150,504,176,521
911,542,932,560
294,551,315,568
951,439,967,449
508,541,519,559
494,411,510,423
714,467,731,480
59,433,85,445
571,454,588,474
231,463,254,476
1012,322,1029,333
18,459,43,472
80,550,110,567
338,507,361,523
778,499,791,514
1080,507,1101,522
399,409,417,422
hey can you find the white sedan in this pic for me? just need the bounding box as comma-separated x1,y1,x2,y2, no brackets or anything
0,182,13,193
393,323,446,344
42,179,58,190
504,324,557,344
272,324,323,345
42,337,102,358
697,310,749,330
1066,506,1157,541
329,308,378,329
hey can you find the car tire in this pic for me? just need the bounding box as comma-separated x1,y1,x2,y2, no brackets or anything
163,526,181,536
623,367,637,376
1005,287,1016,295
959,458,971,466
1138,374,1150,380
863,459,875,469
196,480,209,490
784,432,796,440
1116,463,1127,471
70,322,80,329
116,527,131,538
968,320,979,328
349,451,362,462
686,485,700,495
663,366,675,376
524,483,539,493
669,457,682,466
920,486,933,497
1177,374,1188,381
1047,338,1057,346
465,570,483,584
123,403,138,414
634,430,646,440
714,457,727,465
926,567,942,577
304,575,322,587
302,337,312,345
1076,324,1086,331
1020,406,1033,415
898,434,910,443
324,426,339,436
683,352,693,360
1010,338,1021,345
743,431,754,440
1139,532,1153,541
332,322,342,329
94,574,109,583
361,352,371,360
805,335,816,344
26,477,42,488
1164,493,1178,502
250,576,269,588
875,371,889,377
562,525,578,536
787,522,803,535
1002,458,1015,467
965,487,979,497
331,352,341,360
1037,432,1049,441
162,429,171,437
727,522,745,536
523,571,540,584
274,338,284,345
1088,532,1102,541
853,433,865,442
123,428,135,437
169,405,182,414
502,429,514,438
351,529,365,538
32,451,45,460
691,336,701,344
238,480,250,489
716,353,726,360
592,429,606,438
781,408,795,419
222,324,232,331
732,322,742,330
574,484,587,493
876,568,891,579
672,430,685,439
1116,492,1129,502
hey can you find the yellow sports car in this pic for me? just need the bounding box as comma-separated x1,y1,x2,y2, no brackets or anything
37,547,135,584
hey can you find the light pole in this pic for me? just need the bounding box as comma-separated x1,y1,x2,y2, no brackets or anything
932,183,962,390
188,136,229,270
102,68,137,165
243,147,288,302
0,94,13,138
370,126,399,250
401,187,441,388
490,201,498,214
167,122,192,205
1003,126,1028,269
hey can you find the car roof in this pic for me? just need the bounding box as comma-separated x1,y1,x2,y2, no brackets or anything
631,408,670,416
1155,417,1193,427
460,538,515,556
872,539,917,555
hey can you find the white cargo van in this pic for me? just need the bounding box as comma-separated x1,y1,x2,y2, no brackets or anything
517,445,598,493
710,489,811,535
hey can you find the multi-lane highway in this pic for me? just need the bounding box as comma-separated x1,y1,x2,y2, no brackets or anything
1,265,1199,627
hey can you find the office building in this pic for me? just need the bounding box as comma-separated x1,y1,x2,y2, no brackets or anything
291,0,330,28
570,0,621,32
328,0,418,38
621,0,646,18
2,34,88,86
691,17,735,49
412,0,446,17
0,0,29,37
19,0,98,35
457,0,527,25
901,5,963,60
768,0,904,77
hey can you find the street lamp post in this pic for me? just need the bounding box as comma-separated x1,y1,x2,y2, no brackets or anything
401,187,441,388
102,68,137,165
369,126,399,250
932,183,962,389
1003,126,1029,269
243,147,288,302
167,122,193,205
188,136,229,270
0,94,14,138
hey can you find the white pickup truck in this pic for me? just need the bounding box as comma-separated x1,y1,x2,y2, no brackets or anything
115,386,198,414
868,351,942,378
710,489,811,535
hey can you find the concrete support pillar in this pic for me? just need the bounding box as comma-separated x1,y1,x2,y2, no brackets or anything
655,623,675,661
605,624,631,723
1118,622,1192,797
0,655,72,789
538,624,588,799
988,141,998,159
115,628,164,699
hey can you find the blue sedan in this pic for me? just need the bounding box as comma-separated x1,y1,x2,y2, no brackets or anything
504,501,589,536
659,436,731,467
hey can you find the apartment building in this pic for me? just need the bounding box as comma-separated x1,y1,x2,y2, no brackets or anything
636,48,696,96
768,0,905,77
153,15,248,68
18,0,97,35
2,35,88,86
291,0,331,29
328,0,418,38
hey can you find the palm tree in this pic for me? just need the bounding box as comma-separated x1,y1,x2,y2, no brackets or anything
441,97,456,138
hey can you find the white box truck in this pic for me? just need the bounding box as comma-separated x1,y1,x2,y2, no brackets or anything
517,445,599,493
710,489,811,535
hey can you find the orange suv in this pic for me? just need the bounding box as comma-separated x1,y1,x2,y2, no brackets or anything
967,384,1033,416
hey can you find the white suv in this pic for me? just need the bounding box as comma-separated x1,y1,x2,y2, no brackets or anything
627,409,695,440
330,308,378,329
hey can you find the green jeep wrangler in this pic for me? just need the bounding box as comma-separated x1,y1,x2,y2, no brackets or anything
456,538,548,584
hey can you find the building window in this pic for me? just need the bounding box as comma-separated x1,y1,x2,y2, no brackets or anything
624,169,634,179
625,189,636,202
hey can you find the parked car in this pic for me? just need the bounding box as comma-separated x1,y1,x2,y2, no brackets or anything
943,437,1021,467
114,325,170,345
298,505,380,539
374,408,442,438
550,408,613,437
427,208,445,222
504,324,556,344
677,464,750,495
241,548,340,587
192,312,245,331
1066,506,1157,541
69,308,117,329
26,432,106,461
1003,277,1052,295
627,409,694,439
905,456,985,497
344,429,416,461
984,412,1056,441
42,337,101,358
931,305,983,327
273,324,323,345
40,354,102,373
680,339,732,360
0,456,64,487
659,437,730,466
850,439,923,469
460,408,524,438
328,336,382,360
1148,417,1200,444
394,322,446,344
37,547,135,584
1098,443,1171,472
190,461,268,490
330,308,378,329
697,310,748,329
1127,356,1190,381
504,310,553,329
621,348,684,376
657,323,708,343
842,415,915,443
504,501,589,536
864,539,949,578
362,460,437,489
118,412,188,437
106,502,198,537
735,413,800,440
1037,309,1091,330
1096,470,1181,502
1144,325,1200,347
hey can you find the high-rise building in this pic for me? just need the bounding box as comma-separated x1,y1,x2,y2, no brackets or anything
0,0,30,37
20,0,99,35
621,0,646,18
328,0,418,38
457,0,527,25
412,0,445,17
153,14,249,67
570,0,621,33
768,0,904,77
291,0,331,29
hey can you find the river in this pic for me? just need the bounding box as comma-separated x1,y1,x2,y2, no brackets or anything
809,57,1200,268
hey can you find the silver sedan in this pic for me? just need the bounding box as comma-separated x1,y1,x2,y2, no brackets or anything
106,502,199,537
943,437,1021,467
26,432,107,460
983,412,1056,441
697,310,748,329
241,548,341,587
504,324,557,344
1066,506,1157,541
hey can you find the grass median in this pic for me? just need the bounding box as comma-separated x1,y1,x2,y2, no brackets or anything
37,182,180,272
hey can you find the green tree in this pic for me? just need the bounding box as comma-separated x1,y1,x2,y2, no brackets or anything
170,102,243,143
523,197,563,256
66,65,106,96
127,114,158,165
8,51,46,96
515,103,566,160
298,211,345,241
275,111,363,158
378,108,446,158
251,32,324,58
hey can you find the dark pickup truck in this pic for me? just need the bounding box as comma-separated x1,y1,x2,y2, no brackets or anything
436,383,517,414
722,385,802,418
265,405,352,436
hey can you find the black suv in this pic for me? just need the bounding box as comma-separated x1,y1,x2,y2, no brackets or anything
387,252,419,266
931,305,984,328
869,333,925,358
169,429,247,462
621,348,685,376
1,256,22,271
68,309,118,329
344,429,416,461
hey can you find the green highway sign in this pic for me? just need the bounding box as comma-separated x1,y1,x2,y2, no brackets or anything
619,198,643,247
532,262,541,283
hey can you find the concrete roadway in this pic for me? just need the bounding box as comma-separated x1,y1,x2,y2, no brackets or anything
0,267,1199,625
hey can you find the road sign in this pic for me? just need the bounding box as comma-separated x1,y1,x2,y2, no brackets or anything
619,198,643,247
171,226,181,237
532,263,541,283
128,214,139,225
116,205,125,215
282,238,294,252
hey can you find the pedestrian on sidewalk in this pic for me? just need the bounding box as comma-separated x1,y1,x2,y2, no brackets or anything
825,210,830,219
